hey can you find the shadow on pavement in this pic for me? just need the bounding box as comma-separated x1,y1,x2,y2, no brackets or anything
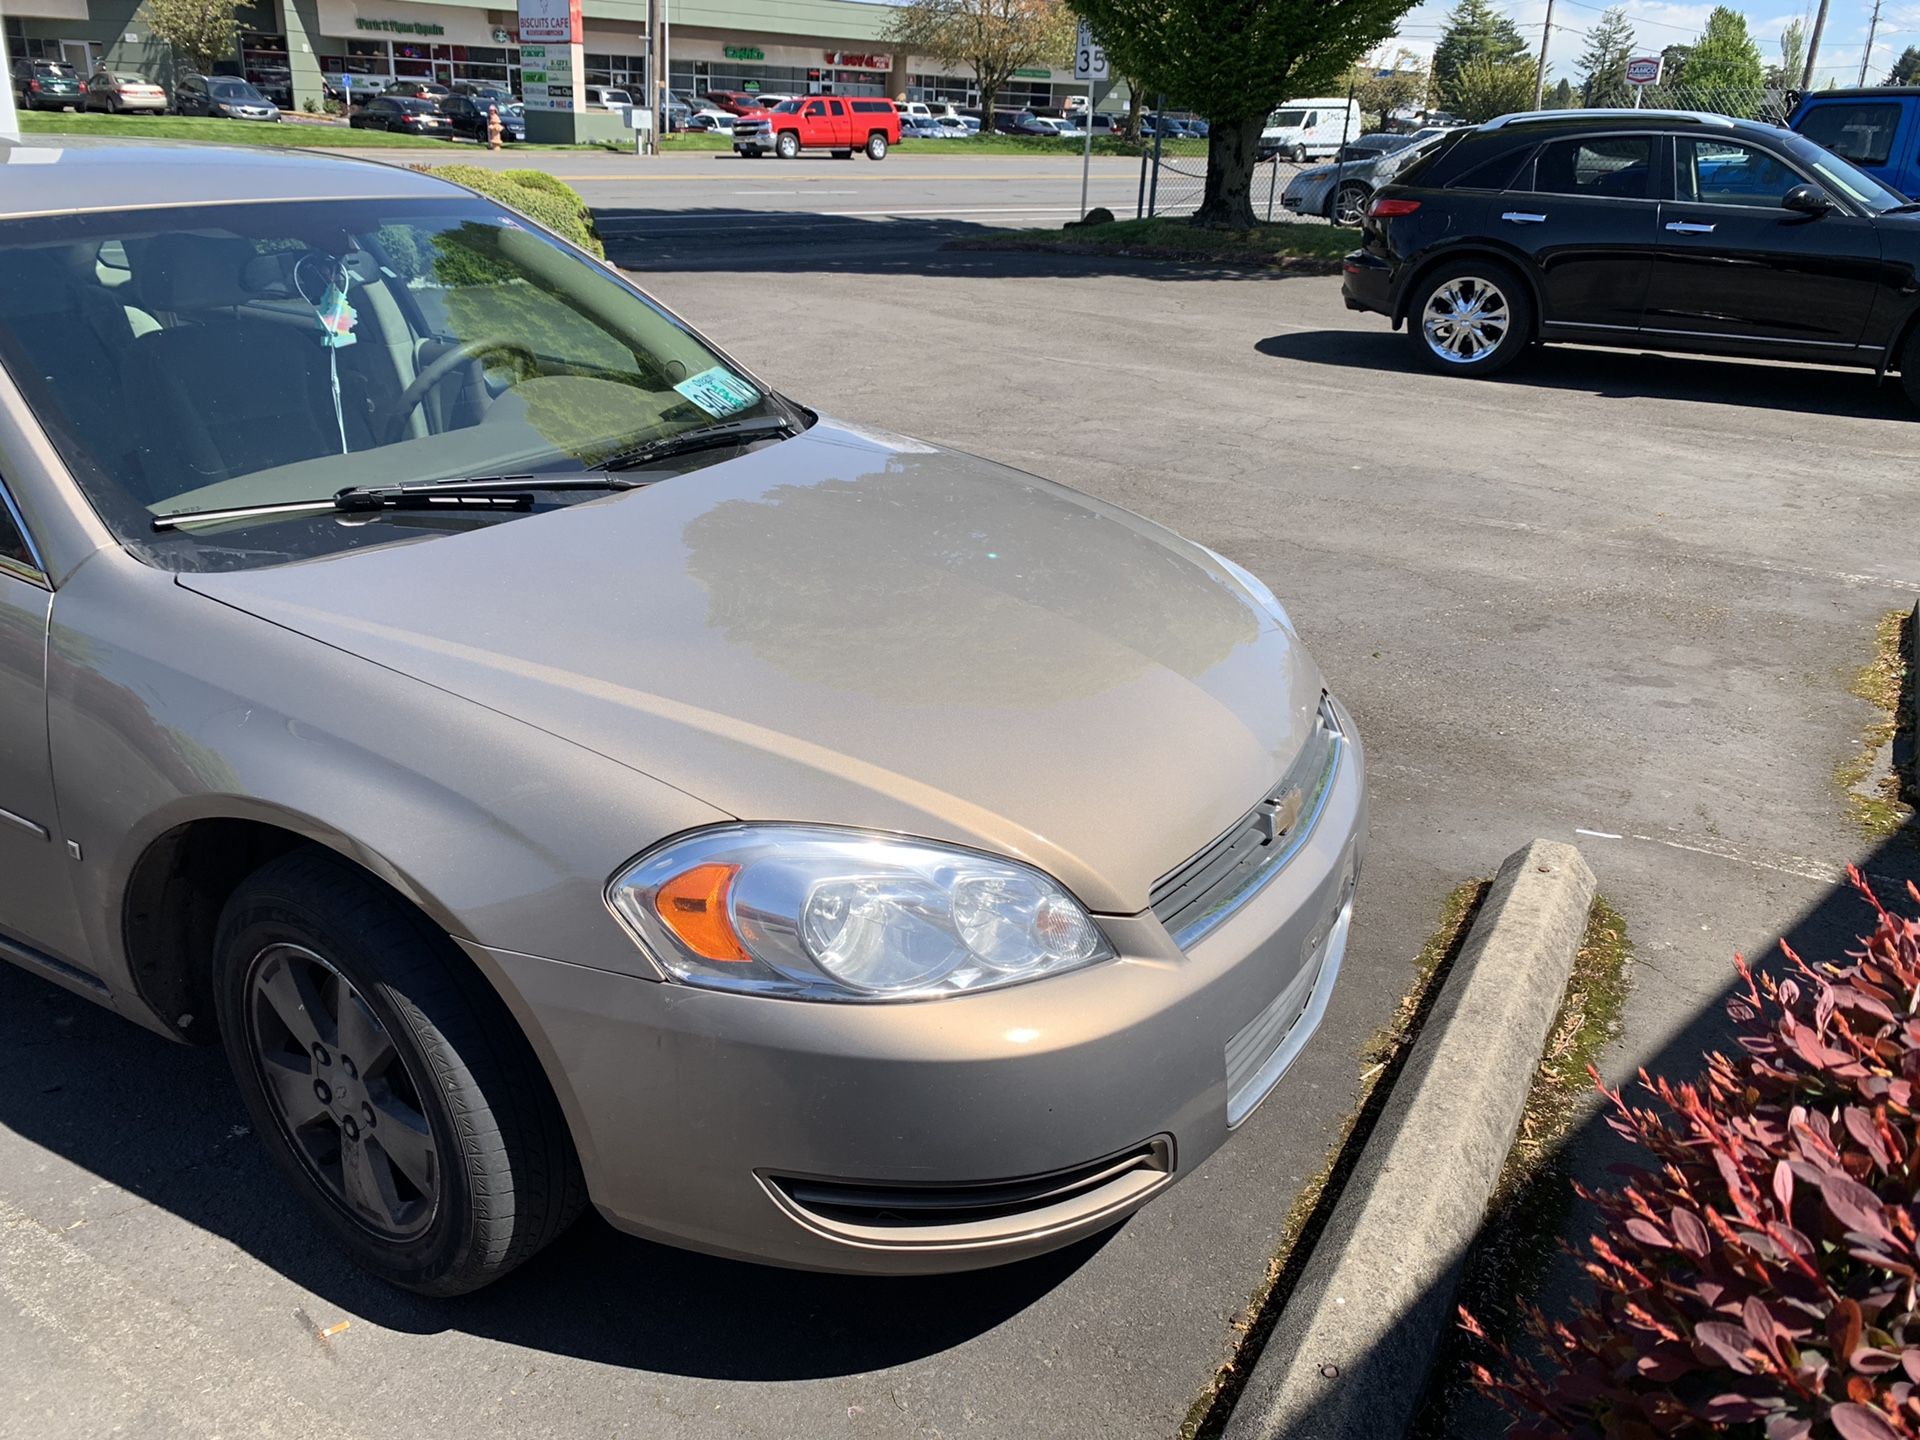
0,961,1107,1380
1252,329,1913,421
597,207,1339,284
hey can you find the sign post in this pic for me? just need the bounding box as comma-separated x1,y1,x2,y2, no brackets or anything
1073,20,1109,222
1625,55,1662,107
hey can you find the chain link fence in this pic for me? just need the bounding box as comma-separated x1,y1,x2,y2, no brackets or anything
1134,85,1802,225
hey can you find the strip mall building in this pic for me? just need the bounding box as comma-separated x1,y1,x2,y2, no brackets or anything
4,0,1099,117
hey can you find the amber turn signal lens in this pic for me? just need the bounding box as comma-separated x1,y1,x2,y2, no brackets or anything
652,863,750,962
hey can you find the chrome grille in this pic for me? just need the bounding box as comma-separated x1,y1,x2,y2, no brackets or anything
1150,696,1344,948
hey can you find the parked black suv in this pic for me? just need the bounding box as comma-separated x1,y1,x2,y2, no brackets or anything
1341,110,1920,407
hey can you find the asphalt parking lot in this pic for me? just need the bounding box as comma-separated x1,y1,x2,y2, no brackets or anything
3,224,1916,1440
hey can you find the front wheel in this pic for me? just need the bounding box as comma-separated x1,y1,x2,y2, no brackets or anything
212,848,585,1295
1406,260,1533,378
866,131,889,160
775,129,800,159
1289,143,1306,163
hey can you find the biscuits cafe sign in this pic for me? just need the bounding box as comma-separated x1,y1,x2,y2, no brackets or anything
824,51,889,69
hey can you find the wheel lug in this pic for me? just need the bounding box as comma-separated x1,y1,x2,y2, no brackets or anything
361,1103,376,1128
313,1078,332,1106
341,1115,359,1141
340,1055,358,1080
312,1043,331,1068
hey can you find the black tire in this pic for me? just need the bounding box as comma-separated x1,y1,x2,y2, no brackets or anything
212,847,585,1296
775,129,800,159
866,131,888,160
1289,143,1306,163
1404,258,1534,378
1899,327,1920,412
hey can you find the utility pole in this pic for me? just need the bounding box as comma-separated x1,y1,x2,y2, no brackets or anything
1859,0,1883,85
1801,0,1830,89
1533,0,1556,108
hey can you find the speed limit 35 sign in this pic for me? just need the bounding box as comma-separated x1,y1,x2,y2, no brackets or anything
1074,21,1109,82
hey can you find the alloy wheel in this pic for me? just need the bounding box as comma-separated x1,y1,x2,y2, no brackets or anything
244,943,441,1241
1332,182,1369,226
1420,276,1511,365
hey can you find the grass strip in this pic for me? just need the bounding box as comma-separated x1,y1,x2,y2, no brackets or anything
1836,608,1915,839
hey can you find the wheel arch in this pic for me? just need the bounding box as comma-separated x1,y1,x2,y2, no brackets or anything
1392,243,1544,339
1879,299,1920,378
117,802,474,1047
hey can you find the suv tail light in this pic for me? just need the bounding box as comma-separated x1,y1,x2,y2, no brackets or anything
1368,197,1421,218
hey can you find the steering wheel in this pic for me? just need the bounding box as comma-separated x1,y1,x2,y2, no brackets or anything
382,336,541,444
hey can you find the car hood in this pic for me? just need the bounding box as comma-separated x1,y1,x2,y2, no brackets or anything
178,419,1323,912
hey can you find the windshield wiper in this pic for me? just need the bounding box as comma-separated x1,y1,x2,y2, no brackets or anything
150,474,650,531
1880,201,1920,213
599,415,799,472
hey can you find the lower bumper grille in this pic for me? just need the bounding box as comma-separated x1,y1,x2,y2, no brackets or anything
1225,900,1353,1126
763,1137,1174,1250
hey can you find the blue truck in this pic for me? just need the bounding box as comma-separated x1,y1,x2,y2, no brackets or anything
1790,87,1920,198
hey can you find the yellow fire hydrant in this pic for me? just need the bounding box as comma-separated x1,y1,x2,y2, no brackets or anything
487,103,503,152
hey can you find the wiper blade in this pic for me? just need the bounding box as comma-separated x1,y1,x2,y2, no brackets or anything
600,415,799,472
150,474,651,531
1880,201,1920,213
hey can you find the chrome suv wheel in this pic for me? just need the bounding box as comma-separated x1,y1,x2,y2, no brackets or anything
1407,260,1533,378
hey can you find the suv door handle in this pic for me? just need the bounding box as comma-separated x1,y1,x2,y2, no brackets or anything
1500,211,1548,224
1664,221,1717,233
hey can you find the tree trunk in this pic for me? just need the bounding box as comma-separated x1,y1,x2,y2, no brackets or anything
980,80,998,132
1193,115,1262,228
1124,81,1143,141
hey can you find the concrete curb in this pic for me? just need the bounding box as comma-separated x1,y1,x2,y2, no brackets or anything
1223,839,1598,1440
1906,601,1917,796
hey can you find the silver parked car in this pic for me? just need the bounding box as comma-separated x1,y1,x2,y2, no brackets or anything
1282,127,1453,225
0,138,1366,1294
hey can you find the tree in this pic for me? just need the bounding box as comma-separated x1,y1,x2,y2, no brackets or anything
1431,0,1531,99
1682,6,1763,101
1768,18,1806,90
1576,5,1636,108
883,0,1075,132
1446,56,1539,122
1548,76,1574,107
1069,0,1416,227
1345,47,1427,128
141,0,241,77
1887,44,1920,85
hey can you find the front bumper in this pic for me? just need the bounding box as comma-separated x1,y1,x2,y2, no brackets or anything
733,134,772,154
466,707,1367,1275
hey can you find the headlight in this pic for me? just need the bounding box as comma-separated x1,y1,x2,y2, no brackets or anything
608,826,1114,1001
1197,545,1297,635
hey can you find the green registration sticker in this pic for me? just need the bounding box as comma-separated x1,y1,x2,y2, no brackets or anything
674,367,761,419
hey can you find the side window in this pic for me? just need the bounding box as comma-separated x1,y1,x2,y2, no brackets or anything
0,490,41,579
1795,103,1899,167
828,100,844,116
1676,138,1807,207
1526,136,1652,199
1304,111,1319,128
805,101,826,116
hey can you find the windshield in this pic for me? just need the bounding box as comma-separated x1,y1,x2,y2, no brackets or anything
1777,130,1911,212
772,100,802,113
211,80,265,100
0,197,796,571
1267,108,1306,128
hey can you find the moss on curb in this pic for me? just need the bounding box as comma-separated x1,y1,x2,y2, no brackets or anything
1179,878,1491,1440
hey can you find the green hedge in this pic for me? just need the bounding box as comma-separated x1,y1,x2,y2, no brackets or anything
414,165,604,259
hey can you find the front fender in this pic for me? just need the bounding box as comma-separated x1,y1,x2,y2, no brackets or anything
47,551,730,1005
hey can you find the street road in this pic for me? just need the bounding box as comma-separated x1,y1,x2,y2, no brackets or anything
2,220,1915,1440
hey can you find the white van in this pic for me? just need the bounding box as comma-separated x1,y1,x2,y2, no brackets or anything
1260,98,1364,161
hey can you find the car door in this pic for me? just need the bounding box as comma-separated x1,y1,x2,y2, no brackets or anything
801,99,831,148
1645,134,1883,350
1501,132,1660,332
0,483,84,975
827,99,851,147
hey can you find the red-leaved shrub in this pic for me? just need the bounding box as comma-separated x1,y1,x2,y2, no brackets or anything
1467,868,1920,1439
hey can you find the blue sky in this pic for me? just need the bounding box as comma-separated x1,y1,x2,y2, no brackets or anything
1380,0,1916,85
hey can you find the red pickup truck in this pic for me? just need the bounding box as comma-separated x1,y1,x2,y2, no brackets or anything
732,97,899,160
